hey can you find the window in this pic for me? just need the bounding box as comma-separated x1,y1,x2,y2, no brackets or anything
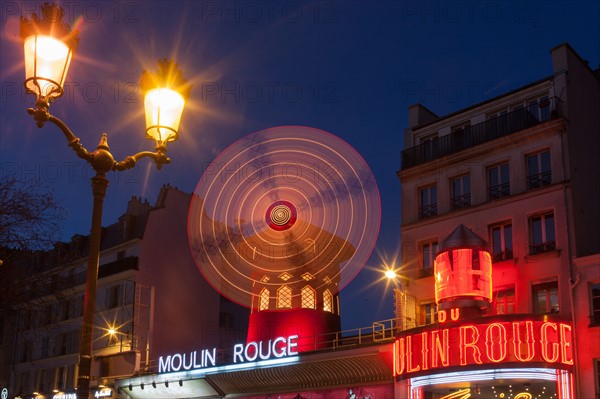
488,163,510,199
72,295,84,318
259,288,270,311
451,174,471,209
419,133,439,162
529,212,556,254
532,281,559,314
489,222,513,262
38,368,52,393
590,283,600,326
421,241,438,278
420,185,437,218
526,150,551,189
494,289,515,314
55,366,66,390
323,289,333,313
106,284,122,309
420,303,437,325
277,285,292,309
301,286,316,309
528,96,550,121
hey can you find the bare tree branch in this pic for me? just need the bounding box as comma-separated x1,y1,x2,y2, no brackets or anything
0,177,66,262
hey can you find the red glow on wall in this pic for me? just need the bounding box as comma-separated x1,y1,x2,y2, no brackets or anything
393,316,573,378
247,308,340,352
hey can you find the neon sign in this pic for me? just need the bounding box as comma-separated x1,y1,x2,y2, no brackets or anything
159,335,298,373
393,316,573,378
94,388,112,398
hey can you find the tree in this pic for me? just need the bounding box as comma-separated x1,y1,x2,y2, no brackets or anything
0,177,65,263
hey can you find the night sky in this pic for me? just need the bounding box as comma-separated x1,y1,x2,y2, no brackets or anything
1,1,599,331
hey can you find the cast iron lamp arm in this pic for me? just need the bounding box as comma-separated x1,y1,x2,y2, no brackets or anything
113,146,171,171
27,102,170,173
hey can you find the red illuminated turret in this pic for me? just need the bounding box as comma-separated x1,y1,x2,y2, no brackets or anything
434,224,492,317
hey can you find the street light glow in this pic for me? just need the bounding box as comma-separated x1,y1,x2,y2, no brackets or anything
385,269,397,279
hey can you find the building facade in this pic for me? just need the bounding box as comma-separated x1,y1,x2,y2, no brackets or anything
395,43,599,398
0,185,249,399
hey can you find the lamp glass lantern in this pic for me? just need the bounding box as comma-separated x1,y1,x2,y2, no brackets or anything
141,59,191,147
23,34,73,99
20,3,78,101
144,88,185,143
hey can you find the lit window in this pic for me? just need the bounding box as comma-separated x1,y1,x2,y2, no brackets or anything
590,283,600,326
259,288,270,311
451,174,471,209
489,222,513,262
301,272,314,281
494,288,515,314
420,185,437,218
277,285,292,309
278,272,292,281
420,241,438,278
323,289,333,313
532,281,559,314
487,163,510,200
529,211,556,255
301,286,316,309
526,150,551,189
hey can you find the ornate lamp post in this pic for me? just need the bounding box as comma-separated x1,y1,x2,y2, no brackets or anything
20,4,191,399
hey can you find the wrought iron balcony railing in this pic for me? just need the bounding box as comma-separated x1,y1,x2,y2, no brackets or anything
488,183,510,200
401,97,562,169
529,241,556,255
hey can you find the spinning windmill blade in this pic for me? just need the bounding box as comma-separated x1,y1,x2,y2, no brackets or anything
187,126,381,308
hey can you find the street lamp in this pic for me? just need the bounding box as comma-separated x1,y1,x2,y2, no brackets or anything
20,4,191,399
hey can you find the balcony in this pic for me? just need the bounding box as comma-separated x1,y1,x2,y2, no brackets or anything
488,183,510,200
529,241,556,255
527,170,552,189
419,203,438,219
492,249,513,263
451,193,471,210
401,97,562,169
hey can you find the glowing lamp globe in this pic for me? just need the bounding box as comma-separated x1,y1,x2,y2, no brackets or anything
144,88,185,144
141,59,191,147
20,3,79,100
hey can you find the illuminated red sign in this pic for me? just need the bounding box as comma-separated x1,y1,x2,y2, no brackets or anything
393,316,573,378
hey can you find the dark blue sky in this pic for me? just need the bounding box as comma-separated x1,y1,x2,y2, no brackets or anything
1,1,599,330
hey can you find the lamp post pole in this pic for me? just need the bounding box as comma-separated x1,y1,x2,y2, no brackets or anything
19,4,191,399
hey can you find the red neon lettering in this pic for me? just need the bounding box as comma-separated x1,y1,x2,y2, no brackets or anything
421,332,429,370
438,310,447,323
450,308,460,321
485,323,507,363
540,322,559,363
431,329,449,368
559,323,574,365
512,321,535,362
406,335,421,373
459,325,482,365
394,338,405,375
